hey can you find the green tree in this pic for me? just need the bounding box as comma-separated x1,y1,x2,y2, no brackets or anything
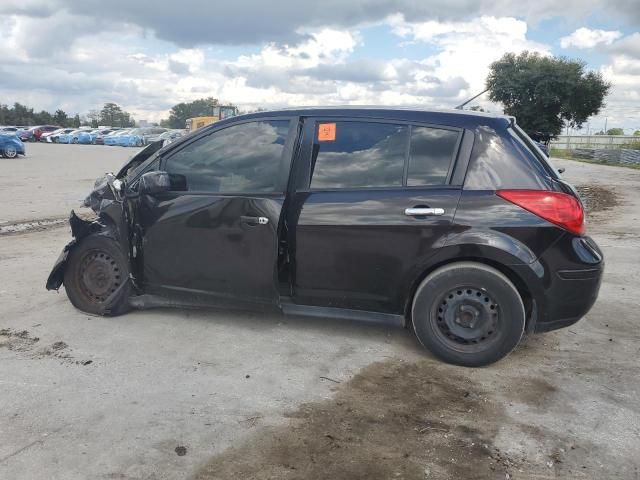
166,97,220,129
486,52,610,140
53,109,69,127
72,114,81,128
606,128,624,135
86,109,100,128
99,102,136,128
634,130,640,136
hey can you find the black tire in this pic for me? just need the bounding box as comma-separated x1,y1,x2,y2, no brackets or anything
411,262,525,367
63,234,131,316
72,137,79,144
2,146,18,158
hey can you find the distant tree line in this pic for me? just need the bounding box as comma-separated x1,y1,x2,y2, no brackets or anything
0,102,136,128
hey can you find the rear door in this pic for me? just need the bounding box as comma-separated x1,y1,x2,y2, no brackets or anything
136,117,297,306
288,117,467,314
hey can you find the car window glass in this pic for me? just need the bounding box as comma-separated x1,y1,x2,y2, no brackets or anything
165,120,290,193
407,127,459,186
310,121,407,189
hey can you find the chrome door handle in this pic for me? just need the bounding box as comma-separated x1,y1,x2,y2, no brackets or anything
240,216,269,225
404,207,445,217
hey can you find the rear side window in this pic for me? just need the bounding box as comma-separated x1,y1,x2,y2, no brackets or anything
407,127,459,186
310,122,407,189
309,121,460,189
165,120,290,193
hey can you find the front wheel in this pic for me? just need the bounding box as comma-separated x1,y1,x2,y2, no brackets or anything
411,262,525,367
64,234,131,316
2,146,18,158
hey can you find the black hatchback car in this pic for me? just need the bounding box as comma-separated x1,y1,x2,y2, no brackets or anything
46,107,603,366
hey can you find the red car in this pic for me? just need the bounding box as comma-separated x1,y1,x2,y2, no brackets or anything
19,125,60,142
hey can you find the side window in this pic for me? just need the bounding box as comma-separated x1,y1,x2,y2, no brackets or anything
407,127,459,186
310,121,407,189
164,120,290,193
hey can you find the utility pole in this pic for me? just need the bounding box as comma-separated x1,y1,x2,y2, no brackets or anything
604,117,608,134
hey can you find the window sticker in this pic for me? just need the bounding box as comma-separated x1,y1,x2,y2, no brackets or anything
318,123,336,142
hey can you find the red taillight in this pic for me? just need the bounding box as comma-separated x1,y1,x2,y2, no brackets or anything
497,189,585,236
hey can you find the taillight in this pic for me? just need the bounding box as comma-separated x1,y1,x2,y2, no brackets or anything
496,189,585,236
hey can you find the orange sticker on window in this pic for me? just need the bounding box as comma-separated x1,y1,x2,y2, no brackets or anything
318,123,336,142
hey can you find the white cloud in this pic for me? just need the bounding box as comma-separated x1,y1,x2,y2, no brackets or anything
560,27,622,49
389,15,551,108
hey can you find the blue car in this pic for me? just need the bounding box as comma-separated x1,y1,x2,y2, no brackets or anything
117,127,168,147
57,129,87,144
76,128,115,145
0,134,25,158
104,129,132,146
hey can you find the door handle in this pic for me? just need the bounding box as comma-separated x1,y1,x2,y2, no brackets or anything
404,207,445,217
240,216,269,225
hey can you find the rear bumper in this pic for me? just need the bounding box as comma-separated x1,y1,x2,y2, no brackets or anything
534,262,603,332
514,235,604,333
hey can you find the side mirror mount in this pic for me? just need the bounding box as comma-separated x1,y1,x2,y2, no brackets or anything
139,171,171,195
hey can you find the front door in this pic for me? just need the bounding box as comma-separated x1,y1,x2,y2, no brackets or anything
136,118,296,306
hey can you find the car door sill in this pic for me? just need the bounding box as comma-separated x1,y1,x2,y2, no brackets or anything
281,303,406,327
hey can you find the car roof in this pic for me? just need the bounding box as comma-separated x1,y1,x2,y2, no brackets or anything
217,106,512,130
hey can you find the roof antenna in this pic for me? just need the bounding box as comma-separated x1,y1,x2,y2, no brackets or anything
455,88,489,110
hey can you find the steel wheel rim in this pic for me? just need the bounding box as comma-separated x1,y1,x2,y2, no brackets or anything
78,250,122,304
431,286,502,353
5,146,17,158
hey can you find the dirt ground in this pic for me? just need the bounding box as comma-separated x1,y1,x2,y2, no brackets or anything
1,145,639,479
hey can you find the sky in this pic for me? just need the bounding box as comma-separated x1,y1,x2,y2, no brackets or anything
0,0,639,133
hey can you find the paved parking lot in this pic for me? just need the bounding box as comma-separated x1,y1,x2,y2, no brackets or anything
1,143,639,479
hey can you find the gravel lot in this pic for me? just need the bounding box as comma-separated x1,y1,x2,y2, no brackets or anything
1,143,639,479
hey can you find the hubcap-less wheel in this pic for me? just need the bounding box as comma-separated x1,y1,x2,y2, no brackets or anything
4,146,17,158
78,251,122,303
434,288,499,349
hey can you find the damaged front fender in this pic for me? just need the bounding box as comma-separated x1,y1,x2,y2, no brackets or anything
45,211,105,290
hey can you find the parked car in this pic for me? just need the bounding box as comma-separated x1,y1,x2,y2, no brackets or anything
0,126,20,134
534,141,550,157
157,129,185,144
19,125,60,142
44,128,76,143
85,128,116,144
0,133,25,158
45,107,603,367
57,129,87,144
118,127,168,147
73,128,114,145
104,129,132,146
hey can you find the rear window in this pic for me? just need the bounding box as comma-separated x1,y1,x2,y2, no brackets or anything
510,125,560,179
407,127,459,186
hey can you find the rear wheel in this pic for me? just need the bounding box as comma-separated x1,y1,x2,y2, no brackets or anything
63,234,131,316
72,137,79,144
411,262,525,367
2,146,18,158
